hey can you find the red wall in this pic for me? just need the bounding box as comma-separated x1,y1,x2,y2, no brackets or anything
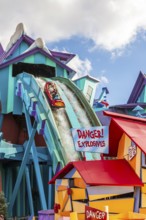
2,114,19,144
1,114,46,146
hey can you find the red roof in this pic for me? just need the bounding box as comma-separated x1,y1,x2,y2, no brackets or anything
49,159,143,186
103,111,146,156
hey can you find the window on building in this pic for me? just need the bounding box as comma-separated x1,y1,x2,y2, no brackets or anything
12,62,55,78
86,85,93,102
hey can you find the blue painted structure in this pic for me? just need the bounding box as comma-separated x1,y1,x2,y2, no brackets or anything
93,87,109,112
109,71,146,116
73,75,99,106
0,23,101,217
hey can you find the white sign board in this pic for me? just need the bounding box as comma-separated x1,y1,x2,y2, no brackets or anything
71,126,109,154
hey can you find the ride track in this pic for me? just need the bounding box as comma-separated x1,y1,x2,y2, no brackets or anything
5,72,101,216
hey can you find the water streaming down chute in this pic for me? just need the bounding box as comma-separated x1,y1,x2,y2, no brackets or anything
57,82,101,160
36,78,100,161
57,82,92,127
53,108,80,162
36,77,80,162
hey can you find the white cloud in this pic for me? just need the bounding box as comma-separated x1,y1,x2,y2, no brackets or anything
51,47,92,78
96,70,109,84
111,49,125,59
1,0,146,51
67,55,92,78
100,76,109,84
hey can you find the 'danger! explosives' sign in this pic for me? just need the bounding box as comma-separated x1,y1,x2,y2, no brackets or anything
71,126,109,154
85,206,107,220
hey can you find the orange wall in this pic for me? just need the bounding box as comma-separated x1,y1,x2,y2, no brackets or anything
117,133,141,177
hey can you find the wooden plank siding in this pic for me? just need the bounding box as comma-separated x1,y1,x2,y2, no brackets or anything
139,207,146,214
141,193,146,207
87,185,134,195
87,185,134,201
141,169,146,208
142,168,146,183
89,198,134,213
71,188,87,200
74,178,86,188
72,201,87,213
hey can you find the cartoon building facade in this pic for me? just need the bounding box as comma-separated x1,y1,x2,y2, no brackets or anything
48,110,146,219
103,111,146,216
49,159,143,220
0,23,101,217
1,22,146,220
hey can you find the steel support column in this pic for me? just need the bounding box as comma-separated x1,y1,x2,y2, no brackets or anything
48,166,53,209
24,106,47,210
8,120,37,215
25,166,34,215
0,114,3,130
134,186,141,212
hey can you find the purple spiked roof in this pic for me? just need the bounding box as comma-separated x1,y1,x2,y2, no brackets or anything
0,28,76,74
127,71,146,103
109,71,146,110
49,50,75,64
0,43,4,56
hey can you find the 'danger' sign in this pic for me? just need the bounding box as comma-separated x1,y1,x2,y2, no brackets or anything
85,206,107,220
71,126,109,154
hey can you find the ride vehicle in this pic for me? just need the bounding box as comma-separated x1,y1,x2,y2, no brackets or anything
44,82,65,108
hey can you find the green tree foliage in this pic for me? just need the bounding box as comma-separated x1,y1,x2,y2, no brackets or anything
0,192,8,218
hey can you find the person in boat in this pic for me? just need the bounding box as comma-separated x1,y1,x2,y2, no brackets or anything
48,83,59,99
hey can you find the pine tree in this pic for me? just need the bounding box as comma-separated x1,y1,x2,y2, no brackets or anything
0,191,8,219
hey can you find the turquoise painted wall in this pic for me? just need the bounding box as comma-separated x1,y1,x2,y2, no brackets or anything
13,76,23,115
34,53,46,64
74,78,85,91
5,41,29,62
23,55,34,63
74,77,98,106
56,64,65,77
7,65,15,113
64,69,68,78
84,79,97,106
46,57,56,67
137,86,146,103
0,67,9,113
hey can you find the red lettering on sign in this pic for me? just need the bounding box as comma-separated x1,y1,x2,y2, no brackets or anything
85,206,107,220
77,140,105,148
77,129,104,139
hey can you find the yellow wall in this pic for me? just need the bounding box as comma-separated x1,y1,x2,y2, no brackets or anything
89,198,134,214
71,188,87,200
72,201,87,213
142,169,146,183
117,133,131,159
141,174,146,208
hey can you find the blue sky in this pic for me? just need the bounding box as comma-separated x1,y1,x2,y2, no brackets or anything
49,34,146,106
1,0,146,106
